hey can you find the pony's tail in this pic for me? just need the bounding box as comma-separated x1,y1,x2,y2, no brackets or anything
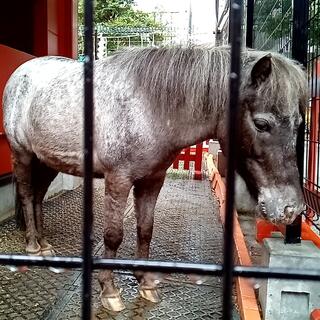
13,175,26,230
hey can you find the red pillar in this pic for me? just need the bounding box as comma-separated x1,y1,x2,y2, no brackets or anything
33,0,78,58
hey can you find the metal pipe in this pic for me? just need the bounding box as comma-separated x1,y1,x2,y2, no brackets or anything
222,1,243,318
246,0,254,48
285,0,309,244
0,255,320,281
82,0,94,318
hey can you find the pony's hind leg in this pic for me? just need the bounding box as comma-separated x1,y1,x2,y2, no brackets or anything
12,152,40,254
99,172,132,312
32,159,58,255
133,172,166,303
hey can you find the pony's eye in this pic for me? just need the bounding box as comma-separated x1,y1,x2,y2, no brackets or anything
254,119,271,132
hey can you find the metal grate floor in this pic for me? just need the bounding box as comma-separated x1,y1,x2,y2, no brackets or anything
0,176,232,319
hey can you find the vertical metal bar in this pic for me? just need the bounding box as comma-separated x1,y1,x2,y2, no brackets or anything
216,0,219,25
82,0,94,318
317,1,320,193
292,0,309,67
280,0,284,52
314,0,320,191
188,0,193,45
284,0,309,244
308,1,315,190
246,0,254,48
94,29,98,60
228,0,231,43
222,0,243,318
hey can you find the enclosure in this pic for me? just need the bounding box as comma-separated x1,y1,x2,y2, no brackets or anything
1,1,320,320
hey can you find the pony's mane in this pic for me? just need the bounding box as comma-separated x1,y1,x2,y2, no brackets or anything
104,45,308,118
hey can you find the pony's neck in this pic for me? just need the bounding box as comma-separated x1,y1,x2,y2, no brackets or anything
166,112,221,150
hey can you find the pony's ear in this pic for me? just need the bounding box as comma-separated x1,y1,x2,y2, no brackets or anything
251,54,272,87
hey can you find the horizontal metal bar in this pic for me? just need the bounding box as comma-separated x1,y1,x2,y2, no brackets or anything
0,255,82,268
233,265,320,280
0,255,222,274
94,259,223,274
1,254,320,281
0,173,13,187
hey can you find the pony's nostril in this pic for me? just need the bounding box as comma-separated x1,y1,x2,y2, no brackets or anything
259,201,267,216
259,201,266,208
284,206,294,217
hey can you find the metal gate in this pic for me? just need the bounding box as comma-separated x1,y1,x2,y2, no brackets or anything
251,0,320,243
1,1,320,319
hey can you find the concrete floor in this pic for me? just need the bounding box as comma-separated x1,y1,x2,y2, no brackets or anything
0,176,237,319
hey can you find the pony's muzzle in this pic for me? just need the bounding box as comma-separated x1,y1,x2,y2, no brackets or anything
258,186,305,225
277,206,298,224
259,202,302,225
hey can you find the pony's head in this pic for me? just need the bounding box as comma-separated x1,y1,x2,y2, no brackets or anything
220,51,308,224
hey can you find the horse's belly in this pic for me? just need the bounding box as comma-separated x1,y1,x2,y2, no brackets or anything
33,144,105,178
34,148,83,176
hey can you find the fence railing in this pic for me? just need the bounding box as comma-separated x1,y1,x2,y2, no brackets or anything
78,25,176,59
253,0,293,55
304,0,320,235
172,142,209,180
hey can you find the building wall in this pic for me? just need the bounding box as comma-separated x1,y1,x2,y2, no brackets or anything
135,0,215,45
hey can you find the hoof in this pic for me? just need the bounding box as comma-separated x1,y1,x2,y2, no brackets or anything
139,286,161,303
26,242,41,255
41,248,55,256
39,239,54,256
40,239,53,251
100,289,125,312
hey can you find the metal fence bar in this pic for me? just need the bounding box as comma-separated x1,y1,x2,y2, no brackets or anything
222,1,243,319
2,1,320,319
246,0,254,47
305,0,320,229
292,0,309,67
82,0,94,318
1,254,320,281
284,0,309,244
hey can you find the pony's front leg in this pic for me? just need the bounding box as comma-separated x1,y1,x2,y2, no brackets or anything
133,173,166,303
99,173,132,312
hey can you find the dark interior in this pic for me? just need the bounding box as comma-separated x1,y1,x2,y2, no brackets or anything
0,1,34,54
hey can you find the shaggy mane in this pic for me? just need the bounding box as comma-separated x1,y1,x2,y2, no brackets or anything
102,45,308,117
